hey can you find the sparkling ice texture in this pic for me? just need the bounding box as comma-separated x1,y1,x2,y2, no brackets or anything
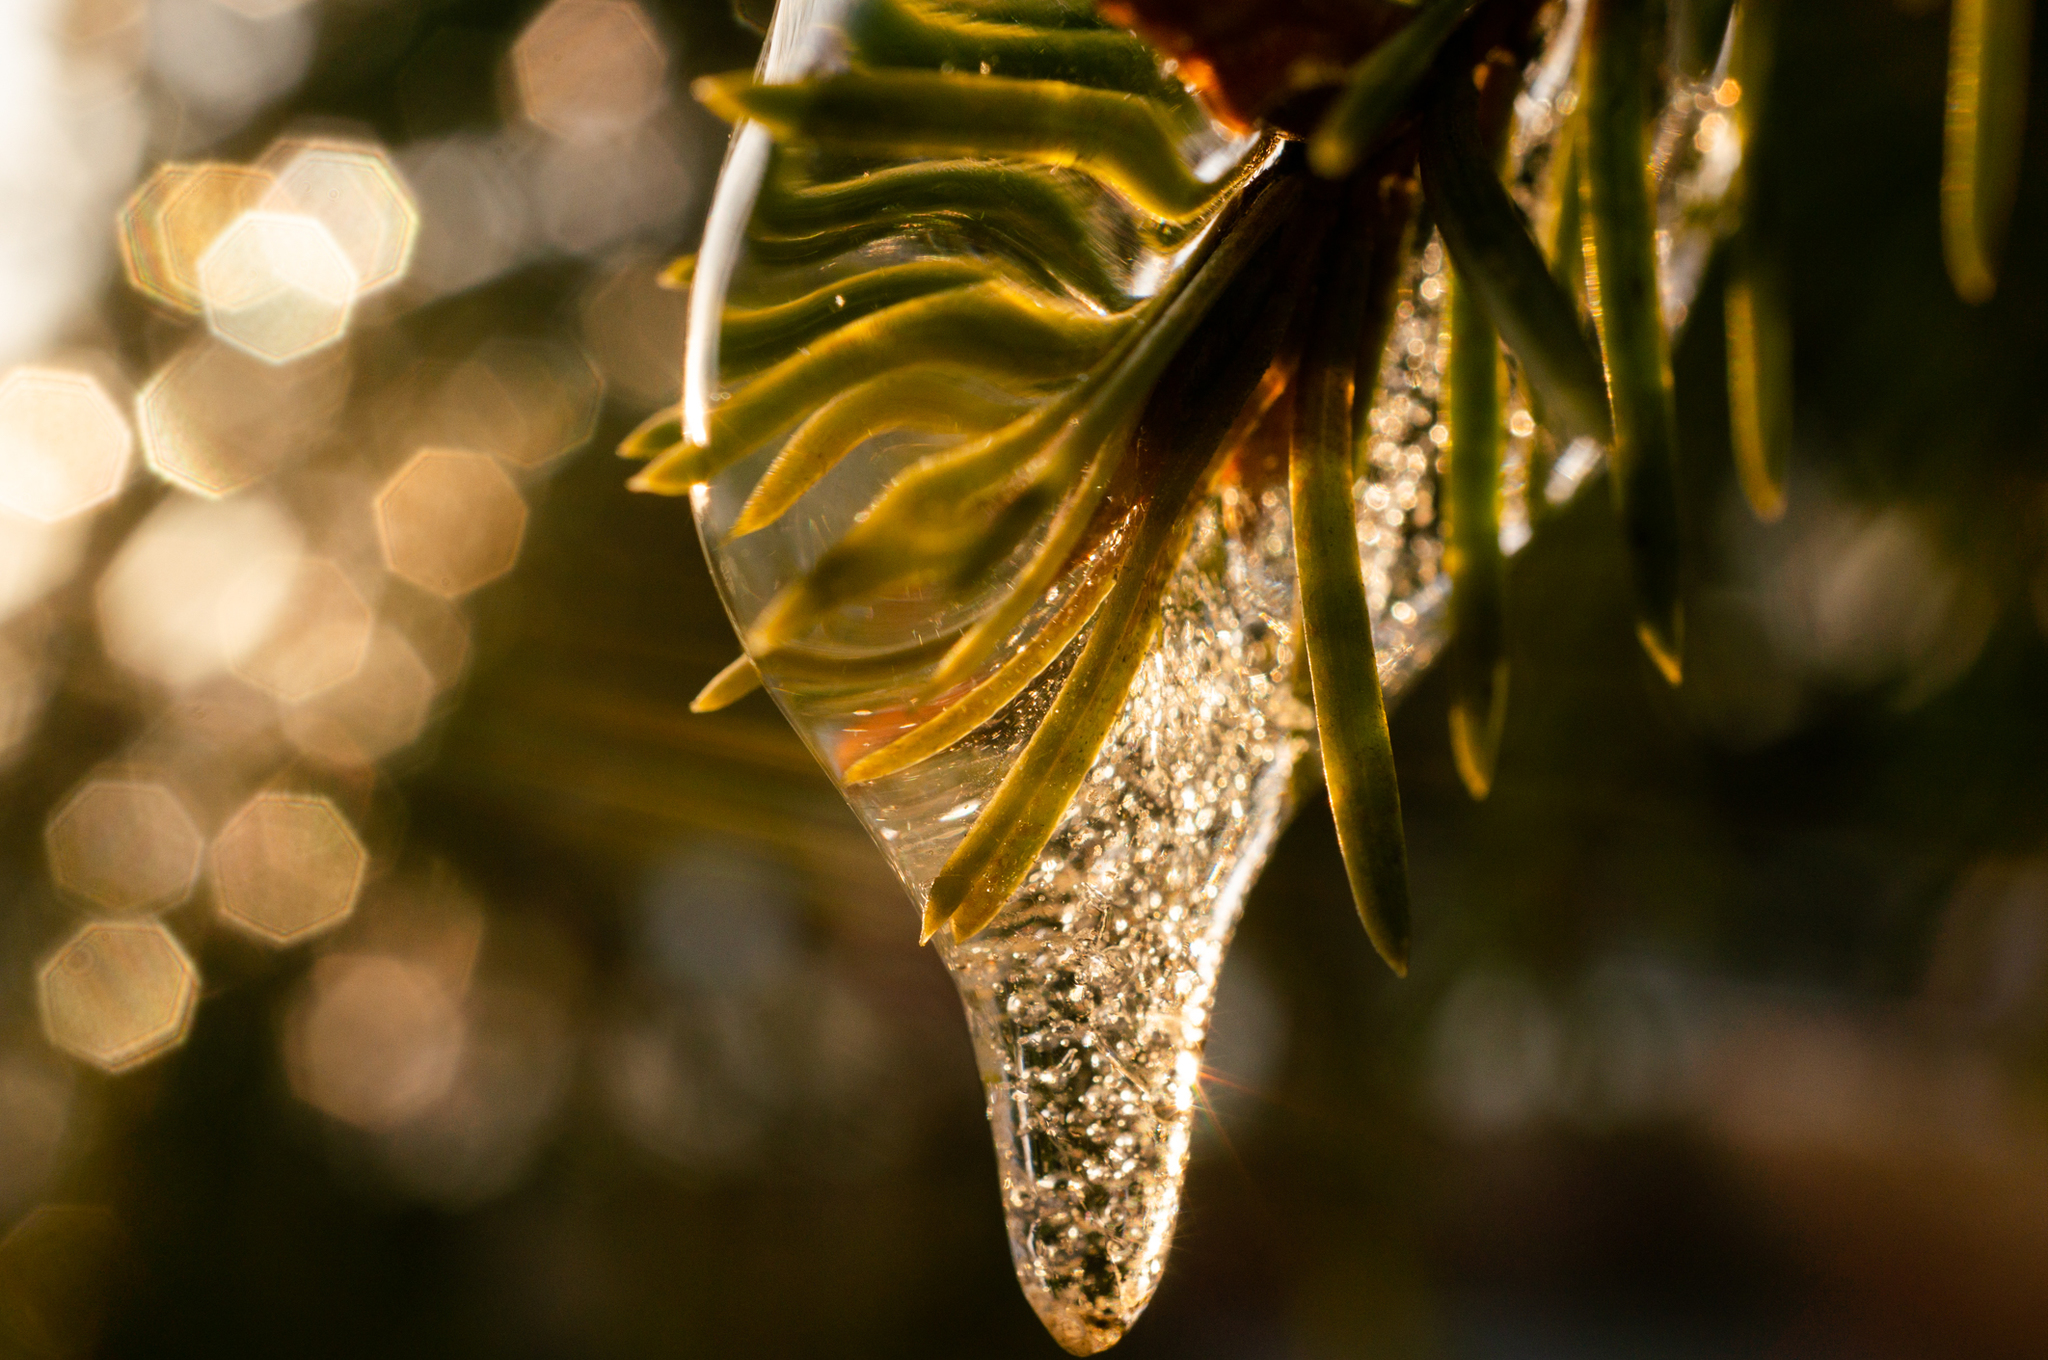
935,489,1311,1352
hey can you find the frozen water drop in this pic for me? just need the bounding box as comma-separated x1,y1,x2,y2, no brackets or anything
669,0,1732,1345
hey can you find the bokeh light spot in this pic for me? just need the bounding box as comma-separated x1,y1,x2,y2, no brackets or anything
281,624,436,767
352,874,487,996
0,367,132,523
145,0,316,137
230,558,373,701
261,137,419,295
426,339,602,468
286,954,464,1129
579,256,686,405
377,980,574,1208
97,493,305,688
529,111,695,256
211,792,367,945
376,449,527,597
212,0,314,20
45,779,204,914
117,162,276,315
0,1051,71,1223
38,922,199,1073
512,0,669,142
380,587,472,689
0,637,49,764
396,135,531,299
138,339,350,498
0,513,88,630
116,163,197,312
197,211,357,364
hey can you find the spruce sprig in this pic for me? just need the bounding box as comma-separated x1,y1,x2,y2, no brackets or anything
634,0,2028,973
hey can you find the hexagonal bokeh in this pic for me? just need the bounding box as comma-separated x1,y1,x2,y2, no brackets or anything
286,953,464,1129
231,558,374,702
0,504,87,630
425,339,602,468
394,133,530,298
512,0,669,141
375,449,528,597
579,255,686,405
45,780,204,914
137,338,351,498
96,493,306,689
117,163,198,312
197,211,358,364
281,624,438,767
261,137,420,296
529,110,692,258
117,162,277,315
0,367,133,523
38,921,200,1073
0,636,48,761
211,792,368,945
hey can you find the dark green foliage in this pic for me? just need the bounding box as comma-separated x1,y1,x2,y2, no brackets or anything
1291,183,1414,974
642,0,2037,965
1583,0,1687,682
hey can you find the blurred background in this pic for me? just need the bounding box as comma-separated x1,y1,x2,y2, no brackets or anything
0,0,2045,1355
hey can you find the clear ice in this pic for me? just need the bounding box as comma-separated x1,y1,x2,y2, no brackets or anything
1649,17,1746,334
678,0,1738,1348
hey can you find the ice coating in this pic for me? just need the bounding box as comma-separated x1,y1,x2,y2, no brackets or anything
679,0,1446,1343
678,0,1738,1347
1358,234,1453,627
933,488,1307,1351
1358,229,1546,590
1650,30,1745,333
681,3,1310,1341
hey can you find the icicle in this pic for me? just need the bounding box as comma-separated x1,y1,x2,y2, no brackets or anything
934,487,1310,1351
